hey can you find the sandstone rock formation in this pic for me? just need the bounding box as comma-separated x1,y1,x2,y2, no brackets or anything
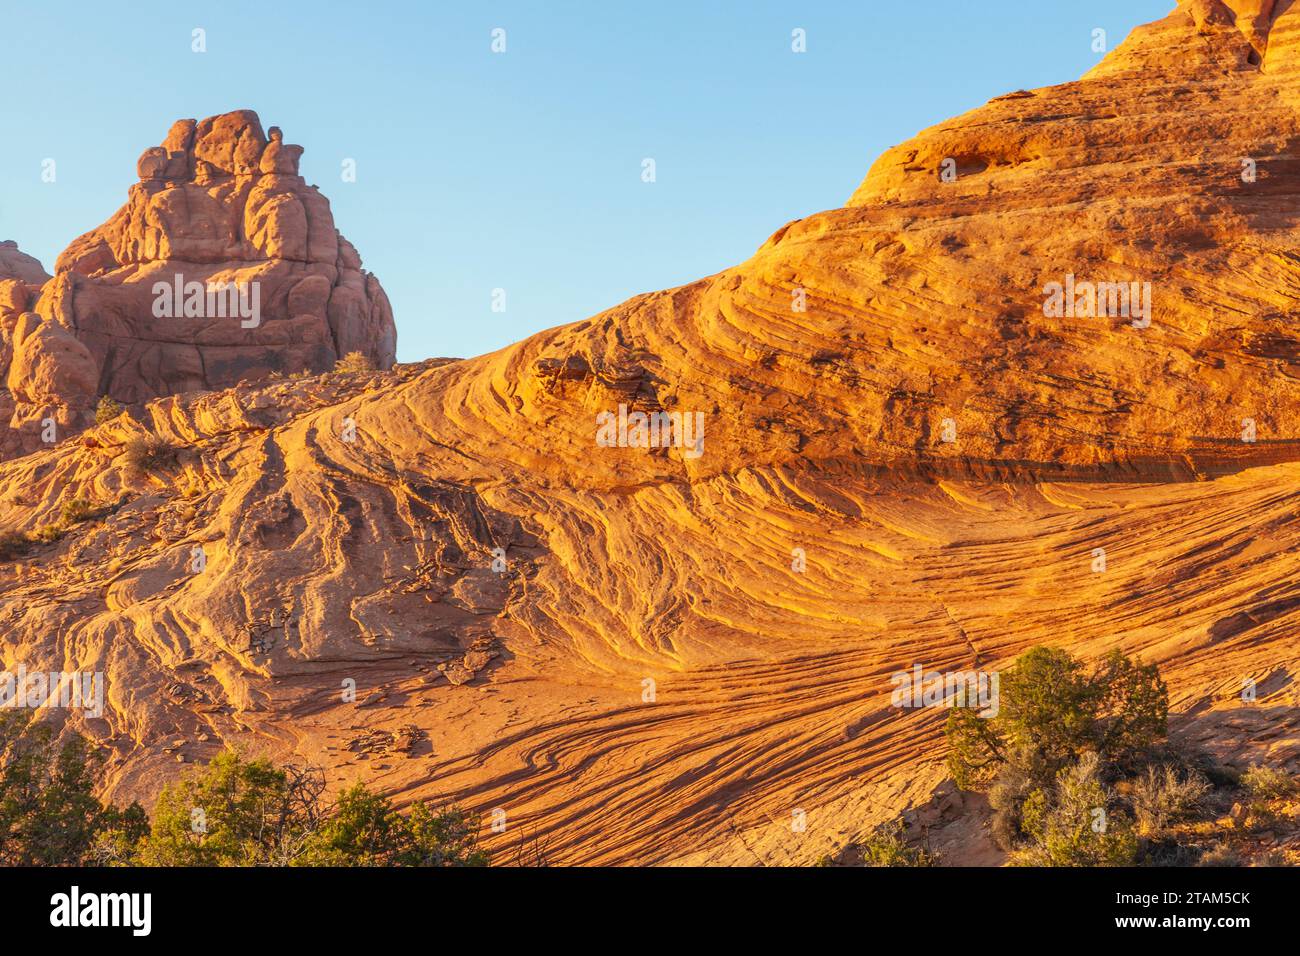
0,241,50,285
0,111,396,459
0,245,57,459
0,3,1297,865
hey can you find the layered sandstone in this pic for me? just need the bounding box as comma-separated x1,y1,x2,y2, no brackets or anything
0,2,1297,865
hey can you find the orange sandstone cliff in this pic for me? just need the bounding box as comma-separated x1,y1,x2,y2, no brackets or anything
0,1,1297,864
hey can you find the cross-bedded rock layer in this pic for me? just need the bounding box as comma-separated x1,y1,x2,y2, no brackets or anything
0,3,1296,864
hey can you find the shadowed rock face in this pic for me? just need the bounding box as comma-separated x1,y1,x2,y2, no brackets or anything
0,247,66,461
0,7,1298,865
0,110,396,460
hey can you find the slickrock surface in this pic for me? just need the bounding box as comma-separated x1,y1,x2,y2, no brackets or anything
1,2,1298,864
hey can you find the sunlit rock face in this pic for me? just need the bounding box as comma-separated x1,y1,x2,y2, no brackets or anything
0,241,49,286
0,7,1297,866
0,110,396,456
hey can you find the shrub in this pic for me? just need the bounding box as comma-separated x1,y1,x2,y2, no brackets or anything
1197,843,1243,867
1242,764,1295,802
94,396,124,425
1141,836,1205,867
0,530,30,561
851,819,938,867
29,526,64,544
1012,752,1138,867
334,351,374,374
59,497,99,526
1131,765,1211,834
122,435,176,473
986,750,1046,851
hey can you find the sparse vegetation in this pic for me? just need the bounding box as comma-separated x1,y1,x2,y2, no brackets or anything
334,351,374,374
1243,764,1295,802
1013,752,1138,866
1131,765,1211,834
0,530,31,561
818,815,939,867
137,750,489,867
122,434,177,473
1196,843,1242,867
94,395,125,425
0,496,115,560
0,712,148,865
854,819,939,867
946,646,1300,867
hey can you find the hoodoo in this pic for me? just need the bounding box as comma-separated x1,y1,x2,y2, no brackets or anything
0,110,395,459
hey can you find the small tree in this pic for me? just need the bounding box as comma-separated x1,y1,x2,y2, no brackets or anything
298,787,488,866
0,712,146,865
141,750,489,867
1090,651,1170,769
137,750,325,866
947,647,1167,790
89,803,150,865
297,784,405,866
947,647,1168,856
399,801,488,867
94,396,124,425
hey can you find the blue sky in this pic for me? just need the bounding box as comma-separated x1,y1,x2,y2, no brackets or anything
3,0,1173,362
